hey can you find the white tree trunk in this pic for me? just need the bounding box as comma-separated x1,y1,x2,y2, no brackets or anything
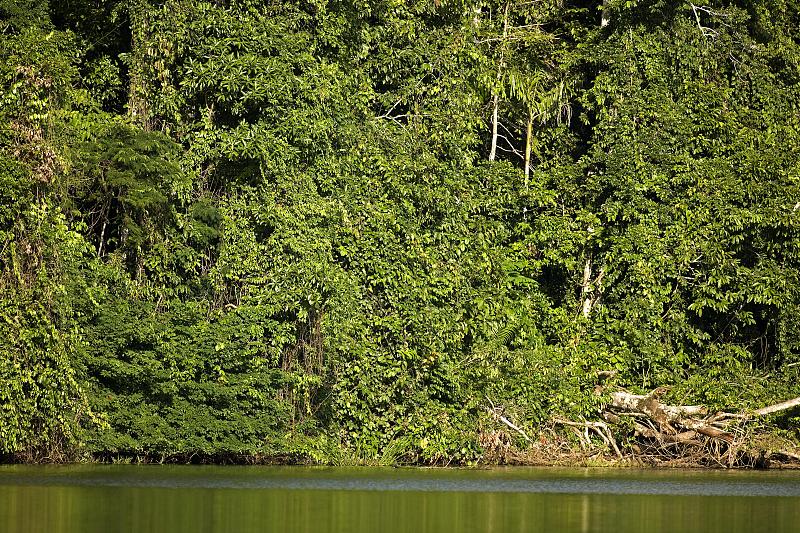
581,257,593,318
524,111,532,186
489,3,510,161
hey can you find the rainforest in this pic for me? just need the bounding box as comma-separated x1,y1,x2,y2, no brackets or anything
1,0,799,467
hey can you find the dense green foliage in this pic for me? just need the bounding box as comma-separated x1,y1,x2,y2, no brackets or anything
1,0,798,462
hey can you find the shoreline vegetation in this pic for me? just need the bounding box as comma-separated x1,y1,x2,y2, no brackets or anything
2,1,799,468
6,389,800,469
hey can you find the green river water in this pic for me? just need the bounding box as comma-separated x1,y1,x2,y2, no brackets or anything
1,465,798,532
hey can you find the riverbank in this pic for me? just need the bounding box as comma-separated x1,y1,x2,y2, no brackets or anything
5,427,799,470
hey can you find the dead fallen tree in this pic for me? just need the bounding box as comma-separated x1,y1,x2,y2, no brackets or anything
553,390,800,468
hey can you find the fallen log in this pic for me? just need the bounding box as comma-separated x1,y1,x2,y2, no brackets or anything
610,391,707,420
772,450,800,462
610,390,736,442
677,418,734,443
633,422,703,446
753,397,800,417
599,390,800,466
538,389,800,467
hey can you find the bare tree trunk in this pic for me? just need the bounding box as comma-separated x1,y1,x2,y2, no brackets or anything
581,256,593,318
524,110,533,187
97,219,107,258
489,2,510,161
600,0,610,28
489,94,500,161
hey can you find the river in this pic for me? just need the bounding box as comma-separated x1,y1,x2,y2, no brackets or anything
1,465,798,532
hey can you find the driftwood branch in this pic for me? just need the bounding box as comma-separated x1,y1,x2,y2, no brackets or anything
773,450,800,462
485,399,531,442
752,397,800,417
495,412,532,442
554,417,622,458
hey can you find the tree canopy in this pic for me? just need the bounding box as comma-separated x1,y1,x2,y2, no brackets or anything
1,0,798,464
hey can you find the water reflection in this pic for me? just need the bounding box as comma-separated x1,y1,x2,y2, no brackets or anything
1,466,799,533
